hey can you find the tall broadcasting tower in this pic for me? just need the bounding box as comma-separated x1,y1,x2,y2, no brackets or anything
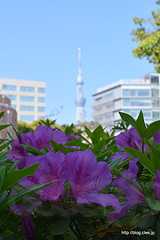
75,48,86,124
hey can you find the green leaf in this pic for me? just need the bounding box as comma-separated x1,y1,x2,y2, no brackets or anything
146,120,160,138
2,164,39,191
135,111,146,138
0,165,6,190
64,124,75,135
50,217,70,235
0,182,50,211
0,142,9,152
146,197,160,211
0,111,5,119
84,126,92,139
0,124,10,131
125,147,155,174
91,125,104,144
0,191,8,204
119,112,136,127
22,144,44,156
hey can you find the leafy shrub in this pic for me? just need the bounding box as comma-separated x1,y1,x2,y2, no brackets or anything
1,111,160,239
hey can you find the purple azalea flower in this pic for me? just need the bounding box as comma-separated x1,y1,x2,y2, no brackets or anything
115,128,144,151
21,215,36,240
154,131,160,144
9,125,71,166
108,176,144,221
8,135,31,162
65,150,121,210
11,204,31,216
108,158,141,222
11,195,42,216
20,152,66,201
153,170,160,200
122,158,139,180
10,197,40,240
51,128,70,144
111,151,129,161
31,125,57,149
30,125,70,147
111,128,146,163
113,177,144,206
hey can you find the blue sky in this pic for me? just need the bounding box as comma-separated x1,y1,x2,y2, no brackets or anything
0,0,156,124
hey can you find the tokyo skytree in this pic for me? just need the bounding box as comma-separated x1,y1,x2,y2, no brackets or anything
75,48,86,124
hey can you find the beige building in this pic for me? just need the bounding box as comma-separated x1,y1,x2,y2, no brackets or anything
0,79,46,122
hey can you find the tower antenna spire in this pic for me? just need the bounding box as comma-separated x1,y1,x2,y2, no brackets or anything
75,48,86,123
78,47,81,69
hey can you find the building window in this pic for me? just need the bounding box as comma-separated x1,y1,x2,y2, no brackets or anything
123,98,151,107
130,111,138,118
123,109,138,118
137,89,150,97
151,75,159,84
20,115,35,122
143,111,152,118
95,97,102,101
20,105,35,111
123,109,151,119
20,96,35,102
123,89,150,97
152,99,160,107
153,112,160,119
123,89,136,97
103,91,113,100
20,86,35,92
38,88,45,93
12,104,16,109
38,106,45,112
7,95,17,101
37,115,45,119
152,89,159,97
38,97,45,103
2,84,17,91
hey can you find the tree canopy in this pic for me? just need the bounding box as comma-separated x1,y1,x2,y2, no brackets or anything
132,1,160,72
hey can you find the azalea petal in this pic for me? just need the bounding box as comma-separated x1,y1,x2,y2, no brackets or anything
113,177,144,206
92,162,112,190
111,151,129,161
153,170,160,200
76,193,121,210
39,182,64,201
154,131,160,144
122,158,138,180
108,205,128,222
20,152,66,201
115,128,145,151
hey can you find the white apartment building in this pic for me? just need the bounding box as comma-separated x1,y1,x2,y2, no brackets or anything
92,74,160,129
0,79,46,122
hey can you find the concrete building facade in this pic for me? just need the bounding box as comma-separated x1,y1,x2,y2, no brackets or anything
0,79,46,122
0,95,17,138
92,74,160,129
